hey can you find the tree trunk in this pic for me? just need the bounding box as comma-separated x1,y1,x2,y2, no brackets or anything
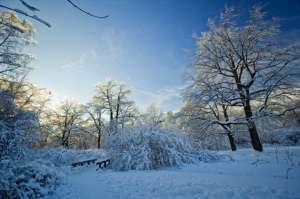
97,131,101,149
61,129,67,147
227,132,237,151
222,105,237,151
115,96,120,129
108,109,114,135
222,126,237,151
244,98,263,152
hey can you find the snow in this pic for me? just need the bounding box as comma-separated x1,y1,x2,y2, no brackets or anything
47,146,300,199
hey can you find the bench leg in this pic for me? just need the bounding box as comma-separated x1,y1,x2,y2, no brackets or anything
96,160,111,171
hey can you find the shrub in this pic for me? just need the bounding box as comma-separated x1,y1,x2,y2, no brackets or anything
0,160,61,199
104,126,219,171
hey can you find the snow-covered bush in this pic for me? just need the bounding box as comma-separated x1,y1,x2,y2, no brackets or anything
0,148,107,198
104,126,219,171
0,119,37,161
187,125,231,150
267,129,300,145
0,160,61,199
254,116,300,145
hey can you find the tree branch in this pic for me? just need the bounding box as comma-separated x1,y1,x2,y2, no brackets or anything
66,0,109,19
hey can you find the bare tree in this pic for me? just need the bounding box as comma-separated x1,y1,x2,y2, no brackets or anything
183,78,238,151
51,100,83,148
189,6,300,151
93,80,135,134
85,103,105,149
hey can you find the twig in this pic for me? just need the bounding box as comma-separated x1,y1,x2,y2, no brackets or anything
66,0,109,19
19,0,40,12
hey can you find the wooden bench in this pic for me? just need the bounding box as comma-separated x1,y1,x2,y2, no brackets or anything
96,159,111,170
71,158,97,167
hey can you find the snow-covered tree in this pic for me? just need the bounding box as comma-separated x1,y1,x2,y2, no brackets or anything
92,80,136,133
162,111,181,130
0,11,40,159
187,6,300,151
0,77,52,147
142,103,165,127
0,90,38,160
0,11,35,79
183,71,238,151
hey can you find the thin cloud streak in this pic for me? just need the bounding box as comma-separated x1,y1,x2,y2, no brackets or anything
133,84,186,111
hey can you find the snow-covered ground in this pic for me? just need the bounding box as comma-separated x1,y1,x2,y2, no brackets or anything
47,146,300,199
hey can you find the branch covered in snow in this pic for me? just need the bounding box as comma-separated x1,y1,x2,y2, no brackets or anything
104,126,219,171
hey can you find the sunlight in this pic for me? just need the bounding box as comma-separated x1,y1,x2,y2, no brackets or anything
0,1,299,198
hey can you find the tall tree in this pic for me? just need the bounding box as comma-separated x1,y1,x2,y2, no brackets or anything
0,11,41,156
92,80,135,134
189,6,300,151
85,103,105,149
183,79,237,151
51,100,83,148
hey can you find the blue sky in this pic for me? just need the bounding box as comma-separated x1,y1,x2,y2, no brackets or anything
4,0,300,111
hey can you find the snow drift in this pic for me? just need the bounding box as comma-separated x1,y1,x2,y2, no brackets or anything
104,126,219,171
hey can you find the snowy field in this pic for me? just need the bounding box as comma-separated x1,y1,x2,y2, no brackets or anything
48,146,300,199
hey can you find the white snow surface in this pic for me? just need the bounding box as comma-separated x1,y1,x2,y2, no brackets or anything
47,146,300,199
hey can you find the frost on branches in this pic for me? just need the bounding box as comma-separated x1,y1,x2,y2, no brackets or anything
0,91,38,160
105,126,219,171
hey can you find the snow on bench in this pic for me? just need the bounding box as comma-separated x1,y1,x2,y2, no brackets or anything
71,158,97,167
71,158,111,170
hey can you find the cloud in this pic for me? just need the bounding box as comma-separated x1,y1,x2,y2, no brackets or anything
133,84,186,111
59,48,97,70
59,28,126,70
